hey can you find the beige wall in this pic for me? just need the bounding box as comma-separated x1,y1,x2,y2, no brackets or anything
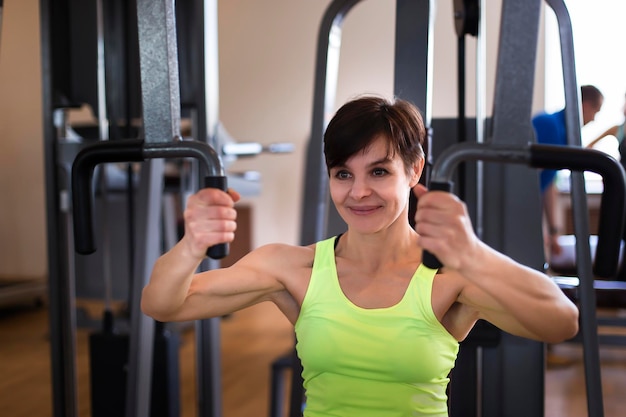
0,0,545,279
0,0,45,278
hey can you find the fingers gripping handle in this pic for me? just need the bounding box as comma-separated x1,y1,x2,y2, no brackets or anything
204,176,230,259
421,181,453,269
421,249,443,270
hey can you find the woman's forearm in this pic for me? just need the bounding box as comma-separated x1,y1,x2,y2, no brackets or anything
141,240,204,321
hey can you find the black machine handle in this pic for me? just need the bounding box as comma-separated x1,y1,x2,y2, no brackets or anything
421,181,453,269
72,139,229,259
203,176,229,259
72,139,144,255
422,143,625,278
530,144,625,278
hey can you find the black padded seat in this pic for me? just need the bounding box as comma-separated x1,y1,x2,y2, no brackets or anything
549,235,626,308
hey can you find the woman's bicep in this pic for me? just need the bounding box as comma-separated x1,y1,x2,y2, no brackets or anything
178,259,284,320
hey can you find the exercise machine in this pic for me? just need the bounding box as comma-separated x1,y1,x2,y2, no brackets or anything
42,0,227,415
544,0,626,345
439,2,621,416
41,1,291,417
424,142,625,417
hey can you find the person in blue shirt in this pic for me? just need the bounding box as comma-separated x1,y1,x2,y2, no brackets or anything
532,85,604,260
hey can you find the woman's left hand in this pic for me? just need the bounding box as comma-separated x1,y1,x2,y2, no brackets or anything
412,184,482,270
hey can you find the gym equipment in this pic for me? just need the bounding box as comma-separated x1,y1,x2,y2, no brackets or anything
545,0,626,299
0,278,47,309
71,2,229,417
72,140,227,417
542,1,626,414
422,144,625,277
446,1,618,416
447,2,544,416
452,0,480,201
424,143,626,417
42,0,294,416
90,2,181,415
42,1,231,417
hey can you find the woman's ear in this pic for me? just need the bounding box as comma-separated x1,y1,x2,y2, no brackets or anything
409,158,426,188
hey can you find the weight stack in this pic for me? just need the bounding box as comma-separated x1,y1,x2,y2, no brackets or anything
89,324,181,417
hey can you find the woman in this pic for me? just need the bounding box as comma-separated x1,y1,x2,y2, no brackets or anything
142,95,579,416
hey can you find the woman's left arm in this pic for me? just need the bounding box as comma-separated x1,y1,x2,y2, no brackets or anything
414,185,579,343
455,245,579,343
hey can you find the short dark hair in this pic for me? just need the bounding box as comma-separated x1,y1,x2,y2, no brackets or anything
323,96,426,174
581,85,603,104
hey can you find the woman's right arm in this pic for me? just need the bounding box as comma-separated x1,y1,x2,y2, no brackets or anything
140,187,287,322
142,243,291,322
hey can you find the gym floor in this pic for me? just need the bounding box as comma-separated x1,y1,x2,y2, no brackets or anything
0,299,625,417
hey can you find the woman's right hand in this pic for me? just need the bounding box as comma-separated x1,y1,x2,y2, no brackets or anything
182,188,241,260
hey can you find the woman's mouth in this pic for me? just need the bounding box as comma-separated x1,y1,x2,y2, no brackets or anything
349,205,380,215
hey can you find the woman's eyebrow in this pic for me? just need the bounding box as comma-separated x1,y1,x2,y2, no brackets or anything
367,157,394,167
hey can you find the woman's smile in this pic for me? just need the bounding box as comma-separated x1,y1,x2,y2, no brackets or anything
348,205,382,215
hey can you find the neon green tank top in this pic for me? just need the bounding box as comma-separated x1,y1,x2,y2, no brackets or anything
295,236,459,417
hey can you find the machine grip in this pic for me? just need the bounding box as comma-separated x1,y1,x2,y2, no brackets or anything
421,181,453,269
593,165,625,278
71,139,145,254
204,175,230,260
530,145,626,278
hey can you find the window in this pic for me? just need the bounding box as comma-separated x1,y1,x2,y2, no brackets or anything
544,0,626,157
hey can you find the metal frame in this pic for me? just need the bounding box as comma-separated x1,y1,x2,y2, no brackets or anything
42,1,227,417
40,0,79,414
300,0,363,247
472,2,546,417
545,0,605,415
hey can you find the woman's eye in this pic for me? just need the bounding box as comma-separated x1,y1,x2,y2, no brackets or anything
372,168,388,177
335,170,351,179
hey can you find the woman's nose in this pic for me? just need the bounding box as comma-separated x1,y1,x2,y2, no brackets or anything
349,177,372,199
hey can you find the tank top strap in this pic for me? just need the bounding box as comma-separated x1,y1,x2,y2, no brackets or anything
406,264,443,329
301,236,340,308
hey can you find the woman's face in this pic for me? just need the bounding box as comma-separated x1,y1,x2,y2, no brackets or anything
328,135,423,235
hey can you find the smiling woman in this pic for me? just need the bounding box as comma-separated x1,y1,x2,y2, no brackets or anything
142,95,579,417
324,97,425,235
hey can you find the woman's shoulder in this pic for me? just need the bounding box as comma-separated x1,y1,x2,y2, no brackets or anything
246,242,316,269
250,243,317,312
254,241,315,254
